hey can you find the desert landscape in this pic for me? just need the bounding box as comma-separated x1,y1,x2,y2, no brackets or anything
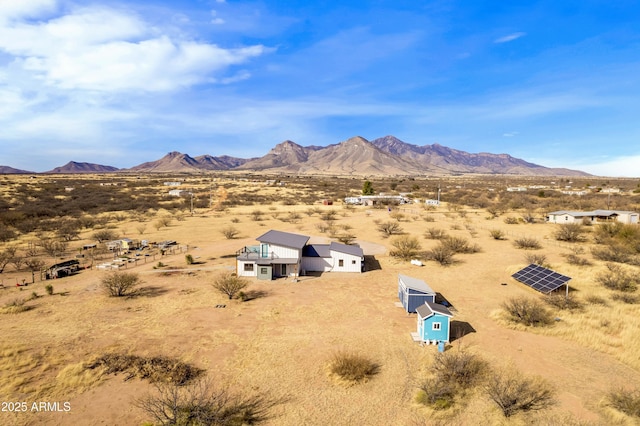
1,172,639,426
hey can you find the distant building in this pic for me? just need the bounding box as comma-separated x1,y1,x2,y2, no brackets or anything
546,210,639,225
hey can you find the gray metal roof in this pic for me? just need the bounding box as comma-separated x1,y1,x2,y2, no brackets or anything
399,274,435,295
416,301,453,319
330,242,364,257
256,230,310,249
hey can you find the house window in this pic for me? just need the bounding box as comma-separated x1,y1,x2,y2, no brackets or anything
352,260,356,265
243,263,254,272
260,267,268,275
338,259,344,267
432,322,441,331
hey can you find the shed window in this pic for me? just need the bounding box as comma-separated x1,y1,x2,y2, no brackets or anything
352,260,356,265
432,322,441,331
243,263,254,272
338,259,344,267
260,267,268,275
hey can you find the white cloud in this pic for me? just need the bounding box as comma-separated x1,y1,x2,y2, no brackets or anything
503,131,519,137
494,32,526,43
574,155,640,178
0,0,56,21
0,2,269,92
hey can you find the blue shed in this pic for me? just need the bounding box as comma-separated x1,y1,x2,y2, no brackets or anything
414,301,453,344
398,274,436,313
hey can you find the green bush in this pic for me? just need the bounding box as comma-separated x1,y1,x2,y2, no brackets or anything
45,284,54,295
185,254,194,265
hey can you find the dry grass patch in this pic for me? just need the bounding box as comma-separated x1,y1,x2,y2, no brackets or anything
0,297,32,314
485,367,557,417
326,351,379,385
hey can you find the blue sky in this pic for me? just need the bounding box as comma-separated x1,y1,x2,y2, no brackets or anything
1,0,639,176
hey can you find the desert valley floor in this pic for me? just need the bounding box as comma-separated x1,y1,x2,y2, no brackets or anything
1,199,640,425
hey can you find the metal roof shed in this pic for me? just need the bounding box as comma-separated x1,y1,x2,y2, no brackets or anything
398,274,436,313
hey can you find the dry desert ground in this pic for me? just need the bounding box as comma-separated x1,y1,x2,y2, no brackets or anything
1,180,640,425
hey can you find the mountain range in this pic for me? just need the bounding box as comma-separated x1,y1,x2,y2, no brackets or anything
1,136,589,176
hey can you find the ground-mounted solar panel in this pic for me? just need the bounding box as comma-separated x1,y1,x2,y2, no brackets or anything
511,264,571,294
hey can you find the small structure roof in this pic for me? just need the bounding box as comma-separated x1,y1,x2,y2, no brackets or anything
330,242,364,257
256,230,310,250
416,301,453,319
399,274,435,295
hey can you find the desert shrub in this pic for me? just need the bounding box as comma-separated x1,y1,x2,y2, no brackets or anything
502,296,553,327
250,209,264,221
544,294,583,311
554,223,586,242
514,237,542,250
220,226,240,239
524,253,548,267
212,273,248,300
441,236,481,254
328,351,378,384
520,212,536,224
389,211,405,221
584,294,608,306
566,254,591,266
185,254,194,265
87,353,203,385
606,387,640,417
423,215,435,222
425,227,448,240
376,221,403,237
136,376,277,426
101,271,142,297
336,233,356,245
596,263,639,292
485,369,557,417
489,229,506,240
316,222,334,234
504,217,519,224
92,229,118,243
591,244,635,264
416,378,456,410
611,293,639,304
45,284,54,295
1,298,31,314
431,347,488,389
389,235,422,261
320,210,338,222
426,245,456,266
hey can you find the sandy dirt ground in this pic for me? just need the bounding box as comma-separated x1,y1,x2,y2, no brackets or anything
1,204,639,425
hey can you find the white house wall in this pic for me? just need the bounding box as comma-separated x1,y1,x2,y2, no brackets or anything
237,260,257,277
330,251,362,273
267,244,301,260
301,257,333,273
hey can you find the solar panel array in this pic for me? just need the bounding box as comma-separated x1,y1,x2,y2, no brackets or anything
511,264,571,294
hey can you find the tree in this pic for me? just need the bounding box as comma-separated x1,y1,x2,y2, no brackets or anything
56,219,82,241
212,273,248,300
101,271,142,297
362,180,374,195
40,239,68,258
